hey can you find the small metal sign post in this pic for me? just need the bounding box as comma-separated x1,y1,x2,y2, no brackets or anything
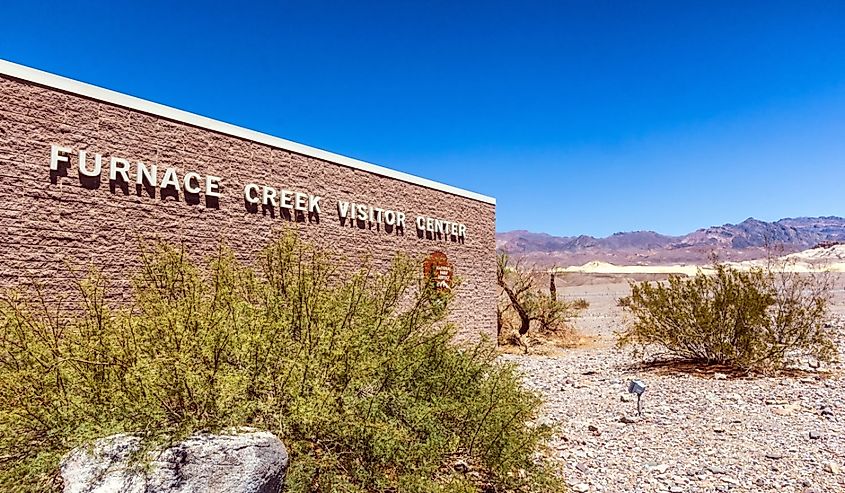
628,379,646,416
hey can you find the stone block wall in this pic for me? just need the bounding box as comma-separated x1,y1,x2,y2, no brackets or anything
0,73,496,342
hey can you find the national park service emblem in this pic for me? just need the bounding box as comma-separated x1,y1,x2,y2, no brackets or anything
423,251,453,291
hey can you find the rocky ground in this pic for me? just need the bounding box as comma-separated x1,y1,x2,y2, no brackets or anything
501,281,845,493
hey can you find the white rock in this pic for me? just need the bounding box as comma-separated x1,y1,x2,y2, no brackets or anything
61,430,288,493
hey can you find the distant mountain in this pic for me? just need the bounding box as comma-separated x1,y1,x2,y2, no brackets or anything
496,216,845,267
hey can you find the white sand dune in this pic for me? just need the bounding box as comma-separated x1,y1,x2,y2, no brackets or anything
556,245,845,275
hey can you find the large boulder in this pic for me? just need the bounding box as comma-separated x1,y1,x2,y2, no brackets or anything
60,429,288,493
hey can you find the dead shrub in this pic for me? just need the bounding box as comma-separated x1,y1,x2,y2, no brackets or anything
496,253,588,352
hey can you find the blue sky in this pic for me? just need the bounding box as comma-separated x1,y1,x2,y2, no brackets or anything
2,1,844,236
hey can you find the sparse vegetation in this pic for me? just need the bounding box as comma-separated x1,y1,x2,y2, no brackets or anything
0,234,563,492
497,253,588,352
617,258,837,371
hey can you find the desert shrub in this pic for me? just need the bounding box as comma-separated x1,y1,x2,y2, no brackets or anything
617,260,836,370
497,253,587,350
0,234,562,492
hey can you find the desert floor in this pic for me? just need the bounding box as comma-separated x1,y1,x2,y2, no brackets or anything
502,275,845,493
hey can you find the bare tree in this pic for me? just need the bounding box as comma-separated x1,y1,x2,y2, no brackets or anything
497,253,587,352
497,253,534,339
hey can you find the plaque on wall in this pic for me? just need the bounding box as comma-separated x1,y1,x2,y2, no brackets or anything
423,251,453,291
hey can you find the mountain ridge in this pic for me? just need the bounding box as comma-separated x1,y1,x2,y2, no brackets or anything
496,216,845,266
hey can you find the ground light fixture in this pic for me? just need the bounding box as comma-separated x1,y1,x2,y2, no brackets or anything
628,379,646,416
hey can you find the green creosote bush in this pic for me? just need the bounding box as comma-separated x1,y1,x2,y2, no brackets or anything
0,233,563,492
617,259,837,371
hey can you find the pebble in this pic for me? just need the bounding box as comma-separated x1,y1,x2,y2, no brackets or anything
772,402,801,416
452,459,468,473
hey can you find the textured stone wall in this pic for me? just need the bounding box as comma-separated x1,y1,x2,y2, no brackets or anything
0,75,496,341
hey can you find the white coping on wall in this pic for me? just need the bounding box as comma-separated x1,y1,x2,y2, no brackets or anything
0,59,495,205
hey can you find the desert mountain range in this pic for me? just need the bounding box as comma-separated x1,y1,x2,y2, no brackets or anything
496,216,845,267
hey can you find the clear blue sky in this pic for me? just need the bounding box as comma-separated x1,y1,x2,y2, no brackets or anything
2,1,844,236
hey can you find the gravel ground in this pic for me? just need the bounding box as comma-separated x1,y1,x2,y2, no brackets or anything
501,320,845,493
